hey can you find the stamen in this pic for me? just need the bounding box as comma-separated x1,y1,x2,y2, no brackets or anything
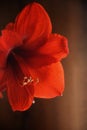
32,100,35,104
22,76,34,86
61,93,63,96
22,76,39,87
36,78,39,84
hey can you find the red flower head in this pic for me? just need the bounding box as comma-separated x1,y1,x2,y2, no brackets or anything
0,2,69,111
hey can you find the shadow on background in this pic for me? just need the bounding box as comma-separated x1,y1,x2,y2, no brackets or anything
0,0,87,130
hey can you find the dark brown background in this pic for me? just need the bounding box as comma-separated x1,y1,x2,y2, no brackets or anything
0,0,87,130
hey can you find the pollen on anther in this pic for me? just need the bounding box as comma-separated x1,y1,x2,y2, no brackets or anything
22,76,34,86
61,94,63,96
22,76,39,87
23,82,28,86
32,100,35,104
36,78,39,84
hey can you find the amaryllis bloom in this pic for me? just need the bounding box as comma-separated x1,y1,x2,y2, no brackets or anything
0,2,69,111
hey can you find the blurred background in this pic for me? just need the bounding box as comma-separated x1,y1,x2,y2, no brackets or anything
0,0,87,130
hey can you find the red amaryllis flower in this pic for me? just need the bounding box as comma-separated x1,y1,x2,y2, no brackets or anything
0,2,69,111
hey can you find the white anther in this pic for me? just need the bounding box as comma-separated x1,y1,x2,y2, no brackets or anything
36,78,39,83
22,76,39,87
61,94,63,96
32,100,35,104
22,76,34,86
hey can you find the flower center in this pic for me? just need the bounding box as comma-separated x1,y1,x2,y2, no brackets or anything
7,51,39,87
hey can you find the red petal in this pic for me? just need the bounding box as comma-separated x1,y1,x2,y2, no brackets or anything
0,68,5,81
0,70,7,92
0,30,22,79
20,34,69,68
5,22,14,30
0,92,3,98
0,49,7,91
29,62,64,98
0,37,7,82
0,37,8,69
37,34,69,61
7,56,34,111
16,34,69,68
1,30,22,53
23,54,57,68
14,2,52,50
